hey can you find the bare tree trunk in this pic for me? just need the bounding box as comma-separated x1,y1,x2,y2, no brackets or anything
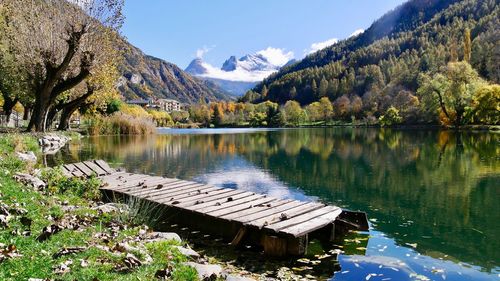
23,104,32,121
2,96,18,124
57,88,94,131
27,92,51,132
27,27,90,132
58,107,77,131
46,107,59,130
455,109,464,128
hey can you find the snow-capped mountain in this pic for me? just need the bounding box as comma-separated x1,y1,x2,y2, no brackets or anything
185,50,293,96
185,58,208,76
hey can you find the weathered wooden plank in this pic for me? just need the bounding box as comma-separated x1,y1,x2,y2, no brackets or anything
111,177,179,192
207,197,277,217
156,187,223,204
142,185,214,203
221,199,293,221
83,161,108,176
94,160,116,174
161,188,233,205
192,194,263,214
138,183,211,201
104,174,155,189
100,173,147,185
264,206,338,232
115,179,183,196
237,200,307,224
280,208,343,237
175,189,247,207
61,165,73,177
186,192,260,212
98,171,128,181
73,162,95,177
248,202,325,228
262,235,287,256
64,164,84,177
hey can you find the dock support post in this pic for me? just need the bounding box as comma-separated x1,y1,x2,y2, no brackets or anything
230,227,247,247
262,235,288,256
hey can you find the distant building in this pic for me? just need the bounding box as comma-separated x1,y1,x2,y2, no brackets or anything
126,99,153,108
158,99,181,112
125,98,182,113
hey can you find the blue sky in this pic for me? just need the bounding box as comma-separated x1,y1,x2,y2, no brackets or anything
122,0,407,69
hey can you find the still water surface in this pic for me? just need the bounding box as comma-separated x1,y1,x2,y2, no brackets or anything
49,128,499,280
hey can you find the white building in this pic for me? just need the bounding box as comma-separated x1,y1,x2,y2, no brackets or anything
158,99,181,112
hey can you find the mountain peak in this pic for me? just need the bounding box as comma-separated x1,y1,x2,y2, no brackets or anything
185,58,208,76
221,56,238,71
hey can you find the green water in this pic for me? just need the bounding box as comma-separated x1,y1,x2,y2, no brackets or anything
49,128,500,280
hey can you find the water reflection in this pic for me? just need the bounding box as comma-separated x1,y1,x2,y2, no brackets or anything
49,128,499,280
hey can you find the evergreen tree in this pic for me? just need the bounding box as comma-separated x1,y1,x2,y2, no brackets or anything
290,87,298,99
463,28,472,62
311,80,318,96
261,85,268,98
319,77,328,97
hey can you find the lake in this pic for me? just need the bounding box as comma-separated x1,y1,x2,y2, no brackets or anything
48,128,499,280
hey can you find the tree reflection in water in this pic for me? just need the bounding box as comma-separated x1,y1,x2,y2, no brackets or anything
49,128,499,277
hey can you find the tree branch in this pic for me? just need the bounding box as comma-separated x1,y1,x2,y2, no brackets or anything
51,68,91,100
434,89,450,119
52,24,88,80
57,87,95,111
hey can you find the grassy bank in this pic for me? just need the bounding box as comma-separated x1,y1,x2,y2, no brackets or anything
0,134,198,280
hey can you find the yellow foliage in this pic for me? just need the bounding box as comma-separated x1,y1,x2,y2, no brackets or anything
120,104,151,119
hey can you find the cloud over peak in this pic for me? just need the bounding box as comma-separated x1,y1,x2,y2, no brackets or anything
195,45,214,59
257,47,294,67
350,29,365,37
305,38,339,55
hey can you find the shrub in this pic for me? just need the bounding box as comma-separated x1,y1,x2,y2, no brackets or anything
106,99,123,114
379,106,403,127
471,84,500,125
86,112,156,135
41,167,101,200
148,110,174,127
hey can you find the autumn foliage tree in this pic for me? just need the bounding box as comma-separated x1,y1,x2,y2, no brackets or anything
2,0,124,131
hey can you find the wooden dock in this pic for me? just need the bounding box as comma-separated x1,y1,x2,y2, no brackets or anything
62,160,369,256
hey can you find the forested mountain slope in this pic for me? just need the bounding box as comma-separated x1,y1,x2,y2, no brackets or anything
118,44,230,103
251,0,499,123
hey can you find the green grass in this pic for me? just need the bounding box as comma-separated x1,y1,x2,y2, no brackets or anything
0,134,199,281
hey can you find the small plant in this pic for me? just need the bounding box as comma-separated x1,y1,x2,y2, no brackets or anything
41,167,102,200
118,196,165,228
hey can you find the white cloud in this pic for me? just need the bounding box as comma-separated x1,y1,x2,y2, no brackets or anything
257,47,294,67
194,159,314,201
350,29,365,38
195,45,214,59
305,38,339,55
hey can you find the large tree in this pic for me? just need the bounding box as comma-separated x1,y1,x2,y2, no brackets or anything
2,0,123,131
418,62,484,127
